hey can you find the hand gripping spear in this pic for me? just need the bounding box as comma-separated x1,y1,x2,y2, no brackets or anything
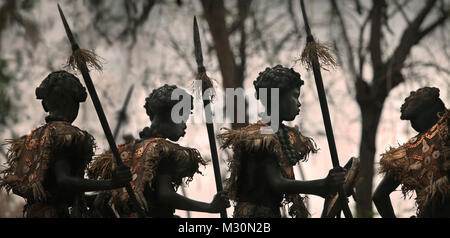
57,4,146,218
298,0,353,218
193,16,227,218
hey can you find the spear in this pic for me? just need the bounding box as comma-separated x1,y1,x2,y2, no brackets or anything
298,0,353,218
113,84,134,140
57,4,146,218
193,16,227,218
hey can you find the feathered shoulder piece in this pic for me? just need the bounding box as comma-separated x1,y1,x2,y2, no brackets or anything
88,137,206,213
218,122,317,161
0,121,95,201
218,122,282,155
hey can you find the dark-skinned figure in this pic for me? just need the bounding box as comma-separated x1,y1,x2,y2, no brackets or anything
0,71,132,218
218,65,348,218
373,87,450,218
88,84,230,218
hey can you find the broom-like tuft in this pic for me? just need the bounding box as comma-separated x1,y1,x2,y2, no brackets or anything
66,48,104,72
299,40,337,71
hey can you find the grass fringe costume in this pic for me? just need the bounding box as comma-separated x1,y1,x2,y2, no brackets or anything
379,109,450,217
0,121,95,217
218,122,317,218
88,138,206,218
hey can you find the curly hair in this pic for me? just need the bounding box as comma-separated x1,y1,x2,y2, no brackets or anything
400,87,445,120
143,84,193,120
254,66,306,167
253,65,304,99
35,70,87,103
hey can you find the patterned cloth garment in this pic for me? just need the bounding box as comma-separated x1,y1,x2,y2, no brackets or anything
88,137,206,218
0,121,95,218
218,122,317,218
379,110,450,217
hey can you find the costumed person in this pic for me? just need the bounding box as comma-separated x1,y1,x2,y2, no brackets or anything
218,65,349,218
0,70,132,218
88,84,230,218
373,87,450,218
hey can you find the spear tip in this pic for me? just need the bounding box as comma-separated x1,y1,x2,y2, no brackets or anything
57,3,64,19
193,16,199,36
193,15,204,72
57,3,79,51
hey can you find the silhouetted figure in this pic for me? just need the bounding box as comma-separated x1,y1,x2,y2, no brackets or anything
0,71,131,218
218,65,347,218
373,87,450,218
88,84,229,218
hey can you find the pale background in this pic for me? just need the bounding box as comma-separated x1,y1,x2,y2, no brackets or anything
0,0,448,218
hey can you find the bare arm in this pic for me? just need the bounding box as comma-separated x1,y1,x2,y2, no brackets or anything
54,157,131,192
373,170,399,218
156,173,228,213
262,155,344,198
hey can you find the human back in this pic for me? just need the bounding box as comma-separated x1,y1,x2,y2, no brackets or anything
0,70,131,218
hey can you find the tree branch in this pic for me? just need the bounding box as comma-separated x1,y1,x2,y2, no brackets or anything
287,0,301,35
249,4,272,65
166,30,196,76
379,0,446,93
358,14,371,80
200,0,238,89
118,0,155,45
369,0,386,73
332,40,354,96
406,60,450,76
354,0,363,15
388,0,438,67
392,0,411,24
418,12,449,40
236,0,252,86
330,0,358,78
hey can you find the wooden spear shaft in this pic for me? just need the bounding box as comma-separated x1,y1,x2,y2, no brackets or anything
193,16,227,218
57,4,146,218
299,0,353,218
113,85,134,140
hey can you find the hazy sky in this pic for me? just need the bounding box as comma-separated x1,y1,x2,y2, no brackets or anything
1,0,449,218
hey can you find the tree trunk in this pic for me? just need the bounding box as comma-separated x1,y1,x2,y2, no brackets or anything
355,98,384,217
200,0,251,128
200,0,239,90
